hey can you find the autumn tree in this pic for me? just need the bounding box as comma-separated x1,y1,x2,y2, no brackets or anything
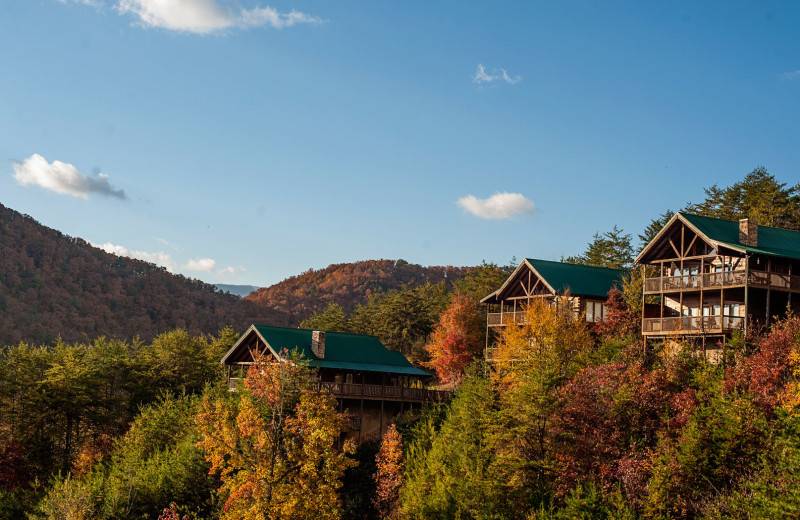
373,424,403,520
196,353,356,520
424,292,483,385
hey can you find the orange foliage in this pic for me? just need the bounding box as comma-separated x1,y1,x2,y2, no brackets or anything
373,424,403,519
196,354,356,520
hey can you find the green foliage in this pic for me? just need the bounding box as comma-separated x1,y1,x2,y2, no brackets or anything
301,302,351,332
646,386,768,519
534,483,636,520
702,413,800,519
684,166,800,230
400,371,526,519
637,210,674,252
349,282,450,360
565,226,634,270
34,392,215,520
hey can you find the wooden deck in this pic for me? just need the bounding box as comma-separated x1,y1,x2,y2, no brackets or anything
642,316,744,336
644,270,800,294
228,378,451,402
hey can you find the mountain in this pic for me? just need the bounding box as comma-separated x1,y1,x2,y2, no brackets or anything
214,284,261,297
245,259,472,327
0,202,473,345
0,203,269,345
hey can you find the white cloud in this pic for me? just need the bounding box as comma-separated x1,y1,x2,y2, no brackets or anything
781,70,800,80
13,154,126,200
457,192,535,220
183,258,217,272
473,64,521,85
115,0,323,34
218,265,246,275
94,242,177,272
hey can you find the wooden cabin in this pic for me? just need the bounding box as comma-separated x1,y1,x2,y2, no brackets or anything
481,258,626,357
221,324,448,444
636,212,800,344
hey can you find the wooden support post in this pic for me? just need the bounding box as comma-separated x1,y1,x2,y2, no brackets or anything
766,257,772,326
744,255,750,336
359,398,364,445
380,373,385,439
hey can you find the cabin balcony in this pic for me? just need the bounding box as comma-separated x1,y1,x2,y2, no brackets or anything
642,316,744,336
227,377,450,403
318,382,451,403
643,270,800,294
487,311,528,327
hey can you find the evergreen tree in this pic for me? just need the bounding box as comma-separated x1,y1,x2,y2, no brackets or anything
565,226,634,270
685,166,800,230
638,209,674,252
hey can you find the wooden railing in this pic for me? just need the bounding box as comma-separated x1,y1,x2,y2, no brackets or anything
318,382,451,402
487,311,527,326
748,271,800,291
642,316,744,335
643,270,799,293
228,378,450,402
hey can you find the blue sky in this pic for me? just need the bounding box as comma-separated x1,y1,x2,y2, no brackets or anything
1,1,799,287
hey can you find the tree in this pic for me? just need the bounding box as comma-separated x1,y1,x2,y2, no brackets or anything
424,292,483,385
637,209,674,253
300,303,350,333
196,353,356,520
373,425,403,520
685,166,800,230
565,226,634,270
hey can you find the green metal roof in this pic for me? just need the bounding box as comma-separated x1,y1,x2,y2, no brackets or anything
525,258,626,298
680,212,800,260
482,258,626,302
240,325,430,377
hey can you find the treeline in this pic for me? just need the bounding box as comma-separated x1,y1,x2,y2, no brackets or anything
246,260,474,327
299,261,513,364
0,328,239,518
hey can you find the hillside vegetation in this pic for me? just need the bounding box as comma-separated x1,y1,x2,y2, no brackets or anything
0,203,268,345
246,259,472,327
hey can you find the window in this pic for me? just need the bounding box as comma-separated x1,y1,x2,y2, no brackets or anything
585,301,606,323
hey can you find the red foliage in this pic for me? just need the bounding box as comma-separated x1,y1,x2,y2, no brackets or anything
424,293,483,385
551,362,671,497
594,288,640,340
0,440,30,490
157,503,189,520
725,313,800,412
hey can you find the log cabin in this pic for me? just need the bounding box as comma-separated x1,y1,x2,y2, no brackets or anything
636,212,800,346
481,258,626,357
221,324,449,444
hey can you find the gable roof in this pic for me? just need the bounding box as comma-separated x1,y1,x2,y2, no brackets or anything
636,212,800,263
221,324,430,377
482,258,626,302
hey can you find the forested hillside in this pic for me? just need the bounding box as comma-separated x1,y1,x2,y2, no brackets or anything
0,203,474,345
0,203,268,345
246,259,473,327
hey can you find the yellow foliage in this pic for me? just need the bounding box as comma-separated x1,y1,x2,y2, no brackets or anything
196,357,356,520
492,297,593,392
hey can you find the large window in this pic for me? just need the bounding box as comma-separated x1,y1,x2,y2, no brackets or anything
585,301,607,323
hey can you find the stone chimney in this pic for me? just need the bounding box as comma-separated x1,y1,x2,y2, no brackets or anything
311,330,325,359
739,218,758,247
